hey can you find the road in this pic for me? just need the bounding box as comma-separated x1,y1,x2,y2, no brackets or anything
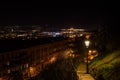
30,48,78,80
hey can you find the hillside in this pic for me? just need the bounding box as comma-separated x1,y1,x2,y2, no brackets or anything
89,50,120,80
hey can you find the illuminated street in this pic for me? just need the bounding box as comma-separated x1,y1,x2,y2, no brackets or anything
32,49,78,80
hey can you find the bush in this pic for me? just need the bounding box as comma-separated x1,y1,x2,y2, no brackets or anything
89,50,120,80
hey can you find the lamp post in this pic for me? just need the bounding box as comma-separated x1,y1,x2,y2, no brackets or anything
84,39,90,74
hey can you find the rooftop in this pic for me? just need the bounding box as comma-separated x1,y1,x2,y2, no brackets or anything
0,37,67,53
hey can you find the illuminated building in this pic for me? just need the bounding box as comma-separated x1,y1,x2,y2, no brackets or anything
0,38,73,79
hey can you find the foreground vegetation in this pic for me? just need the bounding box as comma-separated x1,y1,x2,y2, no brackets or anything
30,57,78,80
89,50,120,80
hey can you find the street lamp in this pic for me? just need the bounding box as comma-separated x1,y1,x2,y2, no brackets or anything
84,39,90,73
85,40,90,48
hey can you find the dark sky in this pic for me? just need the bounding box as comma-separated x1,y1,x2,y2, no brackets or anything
0,3,118,27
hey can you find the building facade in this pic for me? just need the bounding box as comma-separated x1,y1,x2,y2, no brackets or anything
0,38,74,79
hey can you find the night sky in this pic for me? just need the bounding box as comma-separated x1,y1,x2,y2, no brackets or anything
0,3,118,28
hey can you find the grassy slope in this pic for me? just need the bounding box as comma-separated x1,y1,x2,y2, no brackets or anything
89,50,120,80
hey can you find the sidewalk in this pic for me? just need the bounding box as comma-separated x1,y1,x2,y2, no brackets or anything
77,63,95,80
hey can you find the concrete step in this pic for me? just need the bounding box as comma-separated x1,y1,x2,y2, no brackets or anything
77,73,95,80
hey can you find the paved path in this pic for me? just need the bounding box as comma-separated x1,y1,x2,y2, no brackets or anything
77,63,95,80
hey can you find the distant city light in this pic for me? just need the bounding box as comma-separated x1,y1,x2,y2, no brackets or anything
53,32,61,37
